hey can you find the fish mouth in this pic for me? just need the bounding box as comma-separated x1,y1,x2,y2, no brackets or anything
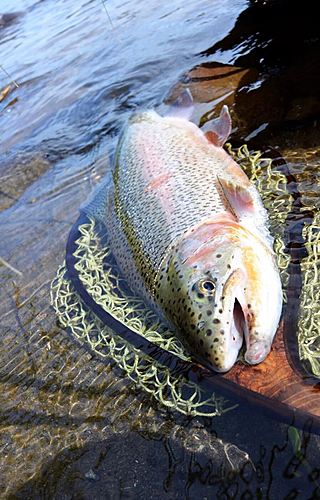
213,303,246,373
233,297,269,366
212,268,273,371
196,295,247,373
223,297,245,369
233,298,246,344
217,270,247,372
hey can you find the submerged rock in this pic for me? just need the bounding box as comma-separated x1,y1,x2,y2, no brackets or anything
0,152,51,212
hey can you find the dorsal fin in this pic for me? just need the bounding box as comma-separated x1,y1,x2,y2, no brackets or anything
166,89,194,120
203,105,232,147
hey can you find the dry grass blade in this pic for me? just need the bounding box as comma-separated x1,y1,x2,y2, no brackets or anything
0,64,19,88
0,84,11,102
101,0,115,30
0,256,23,276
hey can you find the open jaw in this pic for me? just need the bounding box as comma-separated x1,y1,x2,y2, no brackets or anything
223,297,246,371
231,298,270,367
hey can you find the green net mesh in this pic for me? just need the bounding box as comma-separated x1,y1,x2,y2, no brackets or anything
50,144,294,416
51,228,232,418
226,144,292,298
298,208,320,376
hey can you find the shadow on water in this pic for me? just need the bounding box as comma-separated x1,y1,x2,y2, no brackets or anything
1,0,320,498
5,431,256,500
6,416,320,500
200,0,320,145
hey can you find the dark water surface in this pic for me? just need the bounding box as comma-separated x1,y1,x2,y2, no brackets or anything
1,0,320,498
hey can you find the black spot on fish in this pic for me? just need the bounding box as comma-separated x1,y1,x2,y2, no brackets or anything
199,339,203,347
216,254,222,258
220,329,225,335
197,293,204,299
214,338,219,342
213,318,220,324
248,304,251,309
206,329,212,336
227,264,231,269
207,310,212,316
219,309,223,314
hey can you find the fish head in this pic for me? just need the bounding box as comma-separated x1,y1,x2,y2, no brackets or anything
161,241,246,372
155,221,282,372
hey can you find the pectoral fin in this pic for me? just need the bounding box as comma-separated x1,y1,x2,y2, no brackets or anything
217,175,255,218
203,105,232,147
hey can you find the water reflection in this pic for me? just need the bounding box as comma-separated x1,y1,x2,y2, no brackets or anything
198,0,320,152
1,0,320,498
6,420,320,499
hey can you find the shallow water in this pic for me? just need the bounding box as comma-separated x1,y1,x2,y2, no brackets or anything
1,0,320,498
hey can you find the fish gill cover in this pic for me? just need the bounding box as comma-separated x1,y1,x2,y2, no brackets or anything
51,142,297,416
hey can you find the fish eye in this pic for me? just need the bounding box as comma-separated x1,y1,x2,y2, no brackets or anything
194,278,216,296
201,280,215,292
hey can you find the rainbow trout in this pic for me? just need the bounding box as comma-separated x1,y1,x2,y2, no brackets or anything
104,91,283,372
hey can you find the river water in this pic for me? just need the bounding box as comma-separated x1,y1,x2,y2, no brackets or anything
1,0,320,498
